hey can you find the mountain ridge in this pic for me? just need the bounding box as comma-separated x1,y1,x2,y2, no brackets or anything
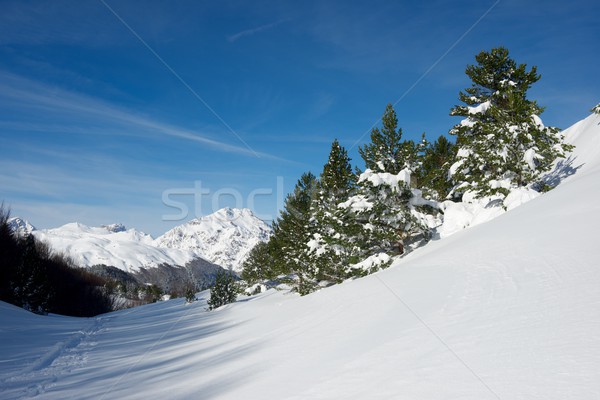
9,207,271,274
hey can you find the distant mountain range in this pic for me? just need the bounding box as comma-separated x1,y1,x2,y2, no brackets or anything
8,207,272,275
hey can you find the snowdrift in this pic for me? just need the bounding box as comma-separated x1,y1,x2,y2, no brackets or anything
1,113,599,399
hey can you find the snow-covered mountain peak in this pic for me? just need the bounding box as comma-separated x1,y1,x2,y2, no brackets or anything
188,207,262,228
7,217,36,237
155,207,272,272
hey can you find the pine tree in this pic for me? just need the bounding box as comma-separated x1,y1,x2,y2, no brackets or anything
592,103,600,115
207,269,237,310
337,105,431,276
184,285,196,303
342,168,424,262
306,140,357,286
15,235,51,314
449,47,573,198
241,172,317,294
241,240,279,283
275,172,318,293
359,104,419,174
418,135,456,200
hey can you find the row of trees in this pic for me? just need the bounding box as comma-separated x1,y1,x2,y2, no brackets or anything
0,205,114,316
242,105,447,294
242,47,573,295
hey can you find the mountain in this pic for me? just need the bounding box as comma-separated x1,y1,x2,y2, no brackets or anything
7,217,36,237
31,223,197,273
154,207,272,272
1,112,599,399
8,208,270,274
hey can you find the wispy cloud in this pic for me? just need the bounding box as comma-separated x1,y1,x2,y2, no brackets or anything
227,18,290,42
0,71,282,159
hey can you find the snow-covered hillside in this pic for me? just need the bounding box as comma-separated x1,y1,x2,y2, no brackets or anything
154,207,272,272
1,113,599,399
10,208,270,273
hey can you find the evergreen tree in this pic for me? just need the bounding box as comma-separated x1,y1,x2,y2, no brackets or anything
241,172,317,294
15,235,51,314
418,135,456,200
275,172,318,293
449,47,573,198
592,103,600,115
337,105,431,276
359,104,419,174
341,168,426,264
207,269,237,310
184,286,196,303
241,240,279,283
306,140,357,286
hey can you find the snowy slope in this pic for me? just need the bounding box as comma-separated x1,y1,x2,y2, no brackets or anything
1,113,599,399
32,223,197,273
154,207,272,272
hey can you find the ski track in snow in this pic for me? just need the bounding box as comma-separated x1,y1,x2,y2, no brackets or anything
1,316,109,399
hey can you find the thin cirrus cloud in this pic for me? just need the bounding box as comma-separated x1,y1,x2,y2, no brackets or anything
227,18,291,42
0,71,280,159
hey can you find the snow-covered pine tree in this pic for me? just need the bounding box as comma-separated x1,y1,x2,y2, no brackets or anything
207,269,237,310
337,105,432,276
306,139,357,286
449,47,573,198
592,103,600,115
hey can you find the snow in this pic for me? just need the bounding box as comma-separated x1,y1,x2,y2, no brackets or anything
523,147,543,170
459,118,476,128
449,148,472,177
1,113,599,399
337,194,373,212
532,114,545,128
358,168,411,189
467,100,491,115
306,233,327,256
349,252,391,272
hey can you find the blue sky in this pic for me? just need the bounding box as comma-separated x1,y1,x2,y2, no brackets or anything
1,0,598,236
